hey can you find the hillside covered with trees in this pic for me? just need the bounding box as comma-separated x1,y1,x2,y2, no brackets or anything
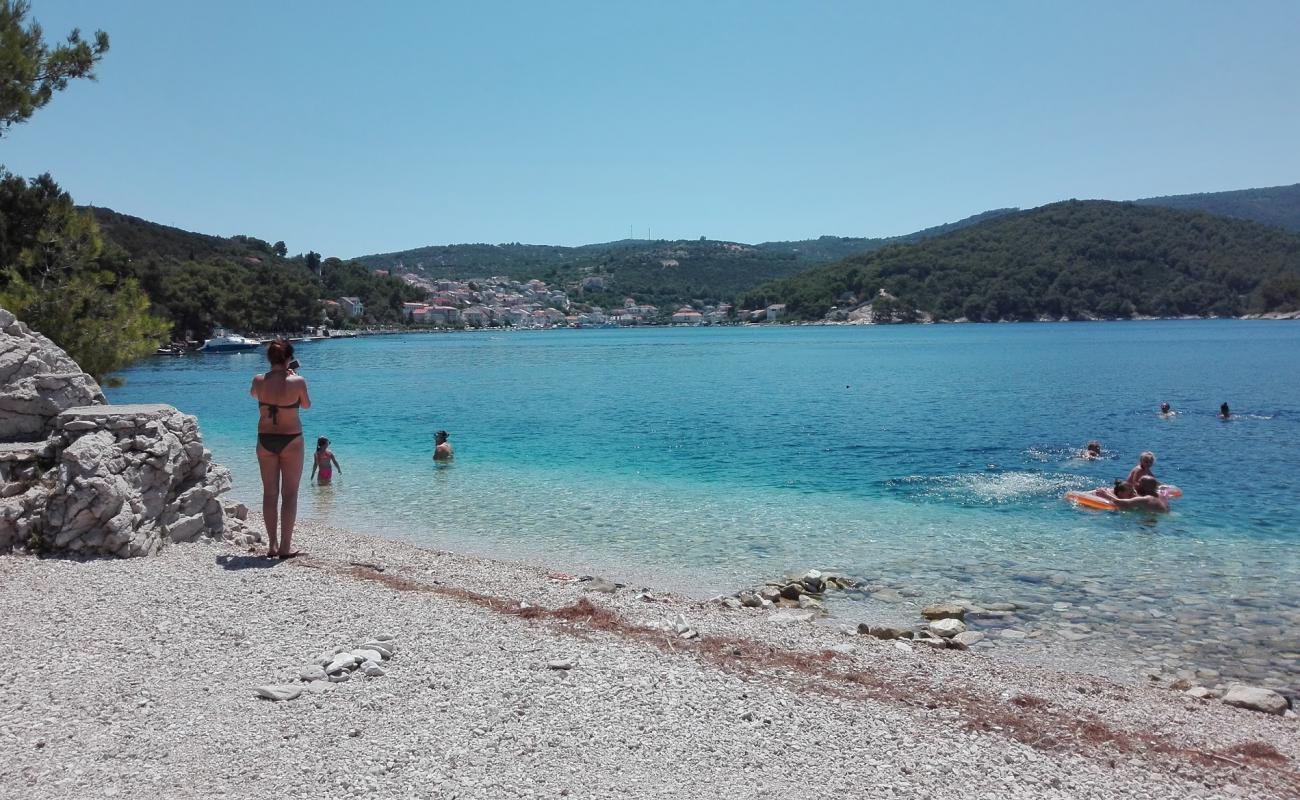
1136,183,1300,233
352,210,1024,309
738,201,1300,322
90,208,424,337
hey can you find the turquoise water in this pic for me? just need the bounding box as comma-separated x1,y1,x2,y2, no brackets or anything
108,322,1300,689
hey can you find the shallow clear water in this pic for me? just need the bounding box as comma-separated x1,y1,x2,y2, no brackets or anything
107,322,1300,689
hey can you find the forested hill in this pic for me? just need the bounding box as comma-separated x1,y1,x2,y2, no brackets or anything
351,209,1022,308
1135,183,1300,233
753,208,1019,263
353,238,811,308
738,201,1300,322
87,208,422,337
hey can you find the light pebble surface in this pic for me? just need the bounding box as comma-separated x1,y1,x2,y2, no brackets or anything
1,517,1297,800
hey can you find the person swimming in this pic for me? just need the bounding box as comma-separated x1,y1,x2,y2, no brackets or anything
1159,402,1174,416
433,430,454,460
311,437,342,485
1099,475,1169,513
1125,451,1156,490
1081,441,1102,460
1220,402,1231,420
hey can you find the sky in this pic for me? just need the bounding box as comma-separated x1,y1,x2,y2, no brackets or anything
5,1,1300,258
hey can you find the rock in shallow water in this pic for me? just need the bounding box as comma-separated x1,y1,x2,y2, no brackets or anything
928,619,966,638
921,603,966,621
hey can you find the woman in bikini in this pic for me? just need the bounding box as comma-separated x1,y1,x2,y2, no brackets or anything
250,339,311,558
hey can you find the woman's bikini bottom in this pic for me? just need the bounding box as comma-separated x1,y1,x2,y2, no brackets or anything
257,432,302,455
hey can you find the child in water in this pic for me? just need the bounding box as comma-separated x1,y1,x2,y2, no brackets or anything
311,437,342,484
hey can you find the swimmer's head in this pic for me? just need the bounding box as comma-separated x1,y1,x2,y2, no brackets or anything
1136,475,1159,496
435,430,449,444
1086,441,1101,454
317,436,329,449
1160,402,1170,413
1139,451,1155,468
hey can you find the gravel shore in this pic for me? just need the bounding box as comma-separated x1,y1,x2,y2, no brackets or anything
2,517,1297,800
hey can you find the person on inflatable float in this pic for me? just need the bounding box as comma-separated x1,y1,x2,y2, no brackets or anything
1098,475,1169,513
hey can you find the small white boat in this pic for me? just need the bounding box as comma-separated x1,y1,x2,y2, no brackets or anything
200,329,262,352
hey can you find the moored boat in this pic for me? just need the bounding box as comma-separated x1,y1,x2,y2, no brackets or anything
200,329,262,352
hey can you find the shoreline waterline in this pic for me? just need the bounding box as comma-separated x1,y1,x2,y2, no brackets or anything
5,518,1297,798
107,322,1300,705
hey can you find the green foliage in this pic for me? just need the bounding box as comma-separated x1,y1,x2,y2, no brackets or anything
1137,183,1300,234
739,201,1300,322
89,208,423,336
3,269,169,384
0,0,109,135
0,171,169,380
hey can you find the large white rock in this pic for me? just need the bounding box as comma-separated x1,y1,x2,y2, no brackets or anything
1222,685,1289,716
0,307,105,442
928,618,967,638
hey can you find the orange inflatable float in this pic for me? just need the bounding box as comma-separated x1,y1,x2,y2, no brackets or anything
1066,485,1182,511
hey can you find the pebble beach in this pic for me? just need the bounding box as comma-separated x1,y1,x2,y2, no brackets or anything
2,517,1297,800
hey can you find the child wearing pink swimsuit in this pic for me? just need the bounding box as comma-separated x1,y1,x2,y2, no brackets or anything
311,437,342,484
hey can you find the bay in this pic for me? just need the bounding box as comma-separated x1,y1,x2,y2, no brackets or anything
107,320,1300,689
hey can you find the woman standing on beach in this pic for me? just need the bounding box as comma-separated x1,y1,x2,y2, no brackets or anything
250,339,312,558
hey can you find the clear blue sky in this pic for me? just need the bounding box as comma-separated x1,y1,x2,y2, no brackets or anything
5,1,1299,258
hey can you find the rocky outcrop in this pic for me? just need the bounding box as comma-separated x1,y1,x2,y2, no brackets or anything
0,307,106,442
0,404,256,556
0,307,255,556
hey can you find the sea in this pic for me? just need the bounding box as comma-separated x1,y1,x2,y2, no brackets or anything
106,321,1300,691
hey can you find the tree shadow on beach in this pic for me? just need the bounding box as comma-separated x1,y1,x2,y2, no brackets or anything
215,554,281,571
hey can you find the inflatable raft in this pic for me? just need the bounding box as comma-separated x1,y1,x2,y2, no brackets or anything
1065,485,1182,511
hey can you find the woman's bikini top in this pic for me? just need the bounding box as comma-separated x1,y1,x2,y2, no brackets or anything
260,399,300,425
259,372,300,425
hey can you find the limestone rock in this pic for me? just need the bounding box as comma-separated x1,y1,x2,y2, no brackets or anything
0,307,106,442
860,624,913,640
737,591,763,608
1221,685,1289,715
928,618,967,638
298,665,327,682
952,631,986,647
921,603,967,621
254,684,303,702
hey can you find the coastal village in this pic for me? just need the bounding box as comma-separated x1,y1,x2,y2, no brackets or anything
345,272,747,329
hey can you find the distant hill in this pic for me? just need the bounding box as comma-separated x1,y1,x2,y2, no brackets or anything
1135,183,1300,233
352,209,1022,308
754,208,1019,263
738,201,1300,321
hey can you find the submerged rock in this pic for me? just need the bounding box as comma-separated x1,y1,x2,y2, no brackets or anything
921,603,966,621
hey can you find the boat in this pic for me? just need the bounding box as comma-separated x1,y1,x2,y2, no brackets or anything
155,342,188,356
200,328,262,352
